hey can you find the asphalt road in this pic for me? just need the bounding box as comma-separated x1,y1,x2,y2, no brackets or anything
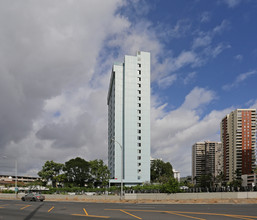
1,199,257,220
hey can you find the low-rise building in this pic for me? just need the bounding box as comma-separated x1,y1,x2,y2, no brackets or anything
0,174,40,185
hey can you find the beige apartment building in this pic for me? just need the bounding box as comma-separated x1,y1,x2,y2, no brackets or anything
220,109,256,182
192,141,223,184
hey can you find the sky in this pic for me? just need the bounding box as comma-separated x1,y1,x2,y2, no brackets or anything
0,0,257,178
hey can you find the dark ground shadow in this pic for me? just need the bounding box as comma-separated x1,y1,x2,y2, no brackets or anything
24,202,44,220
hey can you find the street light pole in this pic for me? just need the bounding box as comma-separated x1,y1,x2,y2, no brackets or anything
111,137,123,200
15,160,18,199
1,156,18,199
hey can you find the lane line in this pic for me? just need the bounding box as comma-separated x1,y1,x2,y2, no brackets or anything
171,211,257,219
220,215,254,220
48,206,54,212
72,214,110,218
105,208,161,212
20,205,31,210
120,209,142,220
83,208,89,216
105,208,257,220
167,211,206,220
72,208,110,218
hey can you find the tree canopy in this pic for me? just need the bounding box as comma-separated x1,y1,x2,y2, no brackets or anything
64,157,90,187
89,159,110,188
37,160,63,187
38,158,110,188
150,159,174,183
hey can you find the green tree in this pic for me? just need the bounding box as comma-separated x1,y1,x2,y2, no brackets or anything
215,171,226,187
229,169,242,189
198,174,214,189
55,173,68,186
151,159,174,183
38,160,63,187
89,159,110,188
180,178,194,188
64,157,90,187
162,177,180,194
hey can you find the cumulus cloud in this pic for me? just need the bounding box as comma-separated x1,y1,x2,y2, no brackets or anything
249,100,257,109
200,12,211,23
151,87,232,176
1,0,186,176
223,70,257,90
222,0,242,8
234,54,243,61
157,75,177,89
204,43,231,58
192,35,212,49
183,72,197,85
167,19,192,38
0,0,129,175
192,20,230,49
181,87,216,110
0,1,246,178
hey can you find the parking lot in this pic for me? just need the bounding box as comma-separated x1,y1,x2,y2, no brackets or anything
1,199,257,220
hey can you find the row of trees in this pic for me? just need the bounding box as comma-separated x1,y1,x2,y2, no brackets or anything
38,157,110,188
37,158,181,193
195,170,244,189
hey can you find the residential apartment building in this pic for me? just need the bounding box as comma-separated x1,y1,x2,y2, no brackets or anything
221,109,256,182
107,51,151,186
173,169,180,182
192,141,223,184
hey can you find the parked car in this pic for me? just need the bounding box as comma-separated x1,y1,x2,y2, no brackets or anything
21,193,45,202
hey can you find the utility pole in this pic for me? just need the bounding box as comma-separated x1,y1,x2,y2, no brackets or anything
111,138,123,200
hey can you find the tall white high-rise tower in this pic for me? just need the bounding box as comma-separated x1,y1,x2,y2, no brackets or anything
107,51,151,186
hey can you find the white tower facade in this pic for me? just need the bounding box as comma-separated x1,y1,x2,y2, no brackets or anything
107,51,151,186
